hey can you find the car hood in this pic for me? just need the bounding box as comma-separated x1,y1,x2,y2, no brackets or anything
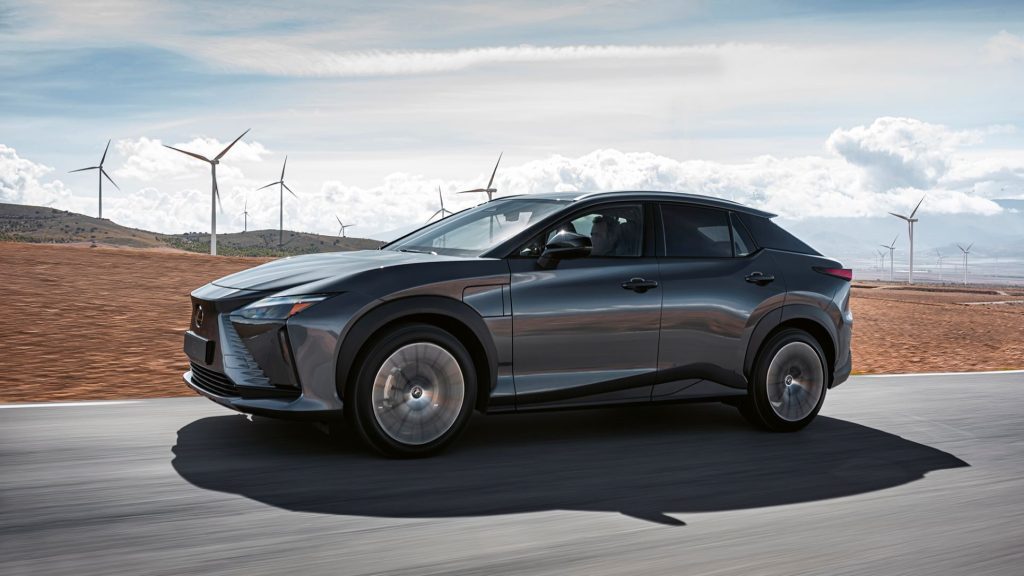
211,250,457,292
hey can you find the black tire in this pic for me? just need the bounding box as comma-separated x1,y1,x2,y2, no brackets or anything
740,328,828,432
348,323,477,457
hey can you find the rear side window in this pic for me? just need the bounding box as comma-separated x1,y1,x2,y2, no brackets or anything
660,204,733,258
735,212,820,255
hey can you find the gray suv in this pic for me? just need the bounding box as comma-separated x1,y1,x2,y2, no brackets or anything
183,191,853,457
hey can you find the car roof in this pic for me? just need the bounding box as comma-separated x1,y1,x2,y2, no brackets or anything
501,190,776,218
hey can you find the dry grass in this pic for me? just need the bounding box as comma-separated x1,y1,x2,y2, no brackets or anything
1,243,1021,403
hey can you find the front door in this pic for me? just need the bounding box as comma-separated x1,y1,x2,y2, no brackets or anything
508,203,661,408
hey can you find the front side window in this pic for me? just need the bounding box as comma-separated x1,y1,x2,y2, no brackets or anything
661,204,733,258
520,203,644,258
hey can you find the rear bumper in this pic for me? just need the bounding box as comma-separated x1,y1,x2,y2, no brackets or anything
183,371,341,421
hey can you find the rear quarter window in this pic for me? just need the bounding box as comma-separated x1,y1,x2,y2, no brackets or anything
735,212,820,256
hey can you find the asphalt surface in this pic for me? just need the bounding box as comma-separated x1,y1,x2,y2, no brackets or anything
2,372,1023,576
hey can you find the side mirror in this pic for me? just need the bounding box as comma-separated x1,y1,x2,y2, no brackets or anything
538,231,591,269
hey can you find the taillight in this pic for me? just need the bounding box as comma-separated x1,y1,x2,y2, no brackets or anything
814,267,853,281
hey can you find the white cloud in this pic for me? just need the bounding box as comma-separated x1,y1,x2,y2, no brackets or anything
191,42,727,78
984,30,1024,64
3,117,1021,240
0,145,77,209
114,135,269,182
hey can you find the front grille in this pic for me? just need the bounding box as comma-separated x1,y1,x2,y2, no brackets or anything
189,362,239,397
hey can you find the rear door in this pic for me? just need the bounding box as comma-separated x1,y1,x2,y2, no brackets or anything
653,203,787,398
508,202,661,408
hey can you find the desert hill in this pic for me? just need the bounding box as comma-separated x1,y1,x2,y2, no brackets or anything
0,202,382,256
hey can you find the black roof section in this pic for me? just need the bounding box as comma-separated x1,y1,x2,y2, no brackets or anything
502,190,776,218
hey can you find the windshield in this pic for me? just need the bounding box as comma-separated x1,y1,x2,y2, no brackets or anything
386,197,570,257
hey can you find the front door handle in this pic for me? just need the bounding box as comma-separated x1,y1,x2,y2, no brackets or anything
745,272,775,286
622,277,659,293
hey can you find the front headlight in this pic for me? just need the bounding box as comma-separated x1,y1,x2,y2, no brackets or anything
236,294,331,321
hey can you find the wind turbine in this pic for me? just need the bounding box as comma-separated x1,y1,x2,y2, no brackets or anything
957,243,973,285
163,129,250,256
457,153,502,202
457,153,503,239
876,248,886,274
880,235,898,282
889,195,925,284
935,248,944,283
257,156,297,247
69,139,118,219
427,186,454,222
242,199,250,233
336,216,355,238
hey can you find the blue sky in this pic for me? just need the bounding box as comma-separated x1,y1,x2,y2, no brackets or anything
1,0,1023,250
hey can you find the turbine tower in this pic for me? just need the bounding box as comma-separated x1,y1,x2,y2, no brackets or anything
935,248,944,283
242,199,250,233
880,235,898,282
163,129,250,256
876,248,885,274
427,186,454,222
457,153,502,201
257,156,297,247
69,139,119,219
889,195,925,284
336,216,355,238
957,243,973,286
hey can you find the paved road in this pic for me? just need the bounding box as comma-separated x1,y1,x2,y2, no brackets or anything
2,373,1023,576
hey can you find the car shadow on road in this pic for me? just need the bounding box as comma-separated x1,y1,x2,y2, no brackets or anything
171,403,968,526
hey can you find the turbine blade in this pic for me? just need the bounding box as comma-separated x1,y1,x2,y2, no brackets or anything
256,181,280,191
163,144,211,163
457,189,487,194
910,195,925,218
336,215,343,226
891,234,899,247
280,156,287,180
69,166,98,173
100,168,120,190
966,242,973,252
214,129,250,161
486,152,503,190
283,183,297,197
100,139,111,165
889,212,909,221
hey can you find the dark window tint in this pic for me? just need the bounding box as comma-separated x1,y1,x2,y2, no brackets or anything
730,213,755,256
661,204,733,258
735,212,820,255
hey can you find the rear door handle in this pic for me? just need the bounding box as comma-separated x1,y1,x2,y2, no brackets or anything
622,277,659,293
745,272,775,286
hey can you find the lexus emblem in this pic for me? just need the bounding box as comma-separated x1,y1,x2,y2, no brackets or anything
194,305,205,329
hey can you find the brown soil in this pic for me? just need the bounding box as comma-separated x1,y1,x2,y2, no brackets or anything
1,243,1022,403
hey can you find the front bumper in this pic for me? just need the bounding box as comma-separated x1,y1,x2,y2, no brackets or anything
183,287,373,419
184,369,339,420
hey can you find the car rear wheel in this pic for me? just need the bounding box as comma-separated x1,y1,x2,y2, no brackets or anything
740,328,827,432
349,323,476,457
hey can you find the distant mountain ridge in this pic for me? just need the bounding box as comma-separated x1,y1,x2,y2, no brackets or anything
0,203,382,256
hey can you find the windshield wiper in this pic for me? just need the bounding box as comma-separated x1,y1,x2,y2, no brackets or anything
398,248,438,255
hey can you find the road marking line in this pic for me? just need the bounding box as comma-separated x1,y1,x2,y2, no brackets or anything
857,369,1024,378
0,400,143,409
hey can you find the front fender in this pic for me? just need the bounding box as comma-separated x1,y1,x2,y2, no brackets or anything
333,296,499,405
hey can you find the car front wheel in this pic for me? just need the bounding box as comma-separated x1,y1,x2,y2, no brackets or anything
741,328,828,432
349,323,477,457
